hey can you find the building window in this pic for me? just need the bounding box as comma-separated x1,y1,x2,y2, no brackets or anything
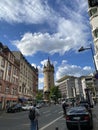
11,88,16,95
1,58,5,68
13,67,18,76
10,53,14,62
14,89,17,95
6,75,10,81
89,0,98,7
8,63,11,75
89,8,97,17
0,84,2,91
19,86,21,92
94,29,98,38
0,70,4,79
11,88,14,95
5,86,10,94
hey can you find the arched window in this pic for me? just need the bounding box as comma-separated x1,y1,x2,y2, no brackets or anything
94,28,98,38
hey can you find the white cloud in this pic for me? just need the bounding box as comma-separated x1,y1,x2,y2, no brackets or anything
37,65,43,74
55,60,94,80
0,0,53,24
39,77,43,83
10,0,91,56
36,59,94,89
12,23,90,56
0,0,91,56
0,0,88,26
0,0,94,89
40,59,48,66
31,63,37,68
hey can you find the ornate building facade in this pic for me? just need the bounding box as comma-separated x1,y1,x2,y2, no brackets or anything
0,42,38,110
0,43,19,109
12,51,38,101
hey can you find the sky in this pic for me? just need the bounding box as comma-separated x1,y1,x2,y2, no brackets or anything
0,0,95,89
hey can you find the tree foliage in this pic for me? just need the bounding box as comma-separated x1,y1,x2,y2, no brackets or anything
36,91,43,101
50,86,61,102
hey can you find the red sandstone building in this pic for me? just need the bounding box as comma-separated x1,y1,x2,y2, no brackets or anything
0,42,38,110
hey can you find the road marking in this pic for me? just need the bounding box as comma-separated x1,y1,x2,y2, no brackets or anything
58,111,63,114
45,113,51,117
39,115,63,130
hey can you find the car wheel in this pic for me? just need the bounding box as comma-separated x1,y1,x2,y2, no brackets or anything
66,124,72,130
67,127,72,130
87,122,93,130
90,121,93,130
19,108,21,112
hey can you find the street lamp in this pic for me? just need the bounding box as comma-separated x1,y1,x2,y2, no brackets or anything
78,44,97,73
78,44,97,106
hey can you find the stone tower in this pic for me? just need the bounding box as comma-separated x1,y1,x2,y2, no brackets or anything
43,58,54,101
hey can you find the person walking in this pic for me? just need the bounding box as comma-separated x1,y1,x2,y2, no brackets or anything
62,100,67,116
29,104,40,130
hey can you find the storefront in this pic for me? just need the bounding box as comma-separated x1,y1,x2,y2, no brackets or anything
0,94,18,110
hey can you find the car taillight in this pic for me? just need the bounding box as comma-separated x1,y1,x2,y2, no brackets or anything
66,116,70,120
84,116,89,120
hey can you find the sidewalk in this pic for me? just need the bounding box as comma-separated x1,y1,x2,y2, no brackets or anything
92,103,98,119
92,103,98,130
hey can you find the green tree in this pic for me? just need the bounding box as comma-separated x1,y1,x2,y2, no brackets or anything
36,91,43,102
50,86,61,103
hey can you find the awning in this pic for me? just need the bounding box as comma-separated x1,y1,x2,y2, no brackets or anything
18,97,28,102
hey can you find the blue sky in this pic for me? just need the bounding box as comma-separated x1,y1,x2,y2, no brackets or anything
0,0,95,89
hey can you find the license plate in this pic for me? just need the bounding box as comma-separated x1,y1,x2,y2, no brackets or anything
73,117,80,120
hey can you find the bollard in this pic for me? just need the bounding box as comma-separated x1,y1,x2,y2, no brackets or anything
55,127,58,130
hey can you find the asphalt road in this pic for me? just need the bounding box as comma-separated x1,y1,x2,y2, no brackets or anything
0,104,98,130
0,104,67,130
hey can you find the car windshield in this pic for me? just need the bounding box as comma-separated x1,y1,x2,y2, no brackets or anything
68,106,87,114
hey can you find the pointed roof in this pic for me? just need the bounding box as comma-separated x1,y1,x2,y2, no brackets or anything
47,57,51,66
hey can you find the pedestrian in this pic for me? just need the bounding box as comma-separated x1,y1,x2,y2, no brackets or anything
29,104,40,130
72,100,74,107
62,100,67,116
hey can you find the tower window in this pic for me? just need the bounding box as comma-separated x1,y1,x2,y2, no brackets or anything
94,29,98,38
88,0,98,7
89,7,97,17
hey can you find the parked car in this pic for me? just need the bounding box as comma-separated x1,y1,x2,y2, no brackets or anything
79,101,92,115
36,103,43,109
66,106,93,130
22,104,33,111
7,104,22,113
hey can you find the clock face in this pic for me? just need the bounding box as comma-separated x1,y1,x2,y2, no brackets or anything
88,0,98,7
